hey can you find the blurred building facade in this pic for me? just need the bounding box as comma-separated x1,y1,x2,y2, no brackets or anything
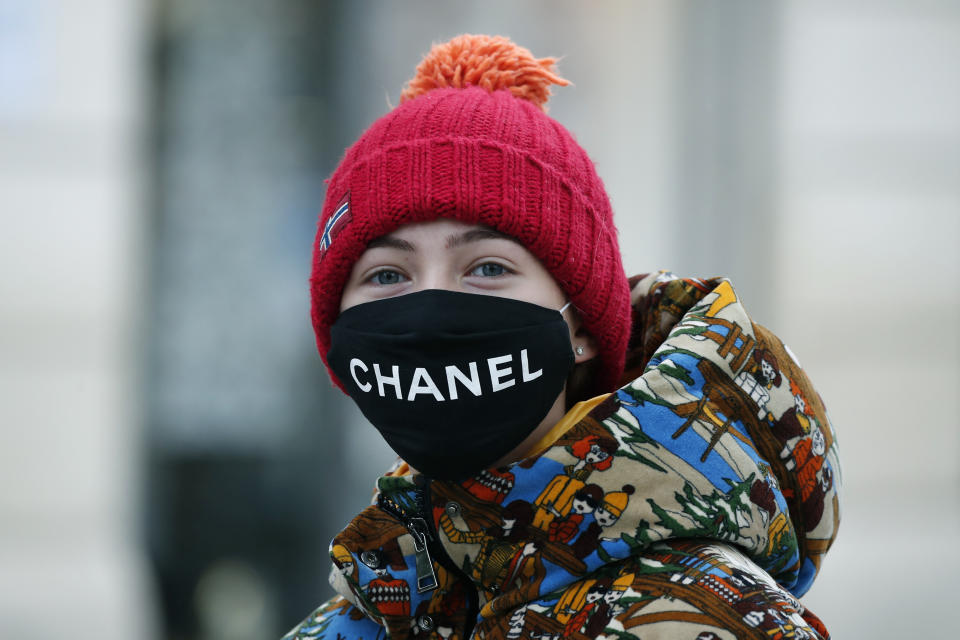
1,1,957,639
0,0,155,638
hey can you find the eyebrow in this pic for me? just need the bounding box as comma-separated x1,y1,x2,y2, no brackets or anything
366,235,416,251
365,226,523,252
446,227,523,249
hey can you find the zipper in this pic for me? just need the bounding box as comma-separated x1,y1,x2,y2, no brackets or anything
406,516,439,593
418,480,479,639
376,480,480,638
376,493,438,593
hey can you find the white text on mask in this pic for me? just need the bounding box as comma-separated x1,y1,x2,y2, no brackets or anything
348,350,544,401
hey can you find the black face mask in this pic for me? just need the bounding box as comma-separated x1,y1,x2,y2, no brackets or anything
328,290,575,481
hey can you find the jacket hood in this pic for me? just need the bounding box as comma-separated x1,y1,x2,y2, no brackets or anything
324,273,841,635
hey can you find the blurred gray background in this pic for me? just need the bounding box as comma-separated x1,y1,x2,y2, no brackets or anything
1,0,957,638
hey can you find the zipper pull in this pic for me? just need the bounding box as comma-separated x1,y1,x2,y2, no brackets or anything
406,517,439,593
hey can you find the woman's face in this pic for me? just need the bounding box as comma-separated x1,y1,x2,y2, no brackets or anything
339,218,598,466
341,218,566,314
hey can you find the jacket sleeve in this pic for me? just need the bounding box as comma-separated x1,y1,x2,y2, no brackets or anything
282,594,385,640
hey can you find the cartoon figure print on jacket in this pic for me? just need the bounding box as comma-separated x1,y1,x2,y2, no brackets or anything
285,273,841,640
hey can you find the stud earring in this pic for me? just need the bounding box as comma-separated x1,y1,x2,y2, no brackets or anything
575,346,584,356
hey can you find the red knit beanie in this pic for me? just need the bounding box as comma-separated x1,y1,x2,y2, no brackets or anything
310,35,631,394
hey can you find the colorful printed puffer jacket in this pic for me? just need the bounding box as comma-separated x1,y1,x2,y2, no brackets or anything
284,273,842,640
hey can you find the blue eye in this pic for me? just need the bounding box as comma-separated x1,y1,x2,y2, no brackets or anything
371,270,405,285
471,262,508,277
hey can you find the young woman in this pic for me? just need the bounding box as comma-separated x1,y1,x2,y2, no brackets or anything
286,35,840,640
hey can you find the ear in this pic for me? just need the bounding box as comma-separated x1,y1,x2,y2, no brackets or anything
567,308,599,365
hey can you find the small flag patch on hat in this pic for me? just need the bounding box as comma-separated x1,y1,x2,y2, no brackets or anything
318,192,352,260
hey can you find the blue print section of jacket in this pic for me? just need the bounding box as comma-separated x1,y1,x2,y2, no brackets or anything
284,273,841,640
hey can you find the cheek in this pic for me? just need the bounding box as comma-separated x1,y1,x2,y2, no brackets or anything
511,264,567,310
339,266,372,311
566,321,578,345
339,286,361,312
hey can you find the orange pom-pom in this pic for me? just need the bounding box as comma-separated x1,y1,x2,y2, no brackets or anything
400,34,569,111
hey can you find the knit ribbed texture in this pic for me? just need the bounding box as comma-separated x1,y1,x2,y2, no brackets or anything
310,86,631,394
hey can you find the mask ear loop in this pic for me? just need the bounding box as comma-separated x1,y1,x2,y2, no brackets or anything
558,301,585,356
